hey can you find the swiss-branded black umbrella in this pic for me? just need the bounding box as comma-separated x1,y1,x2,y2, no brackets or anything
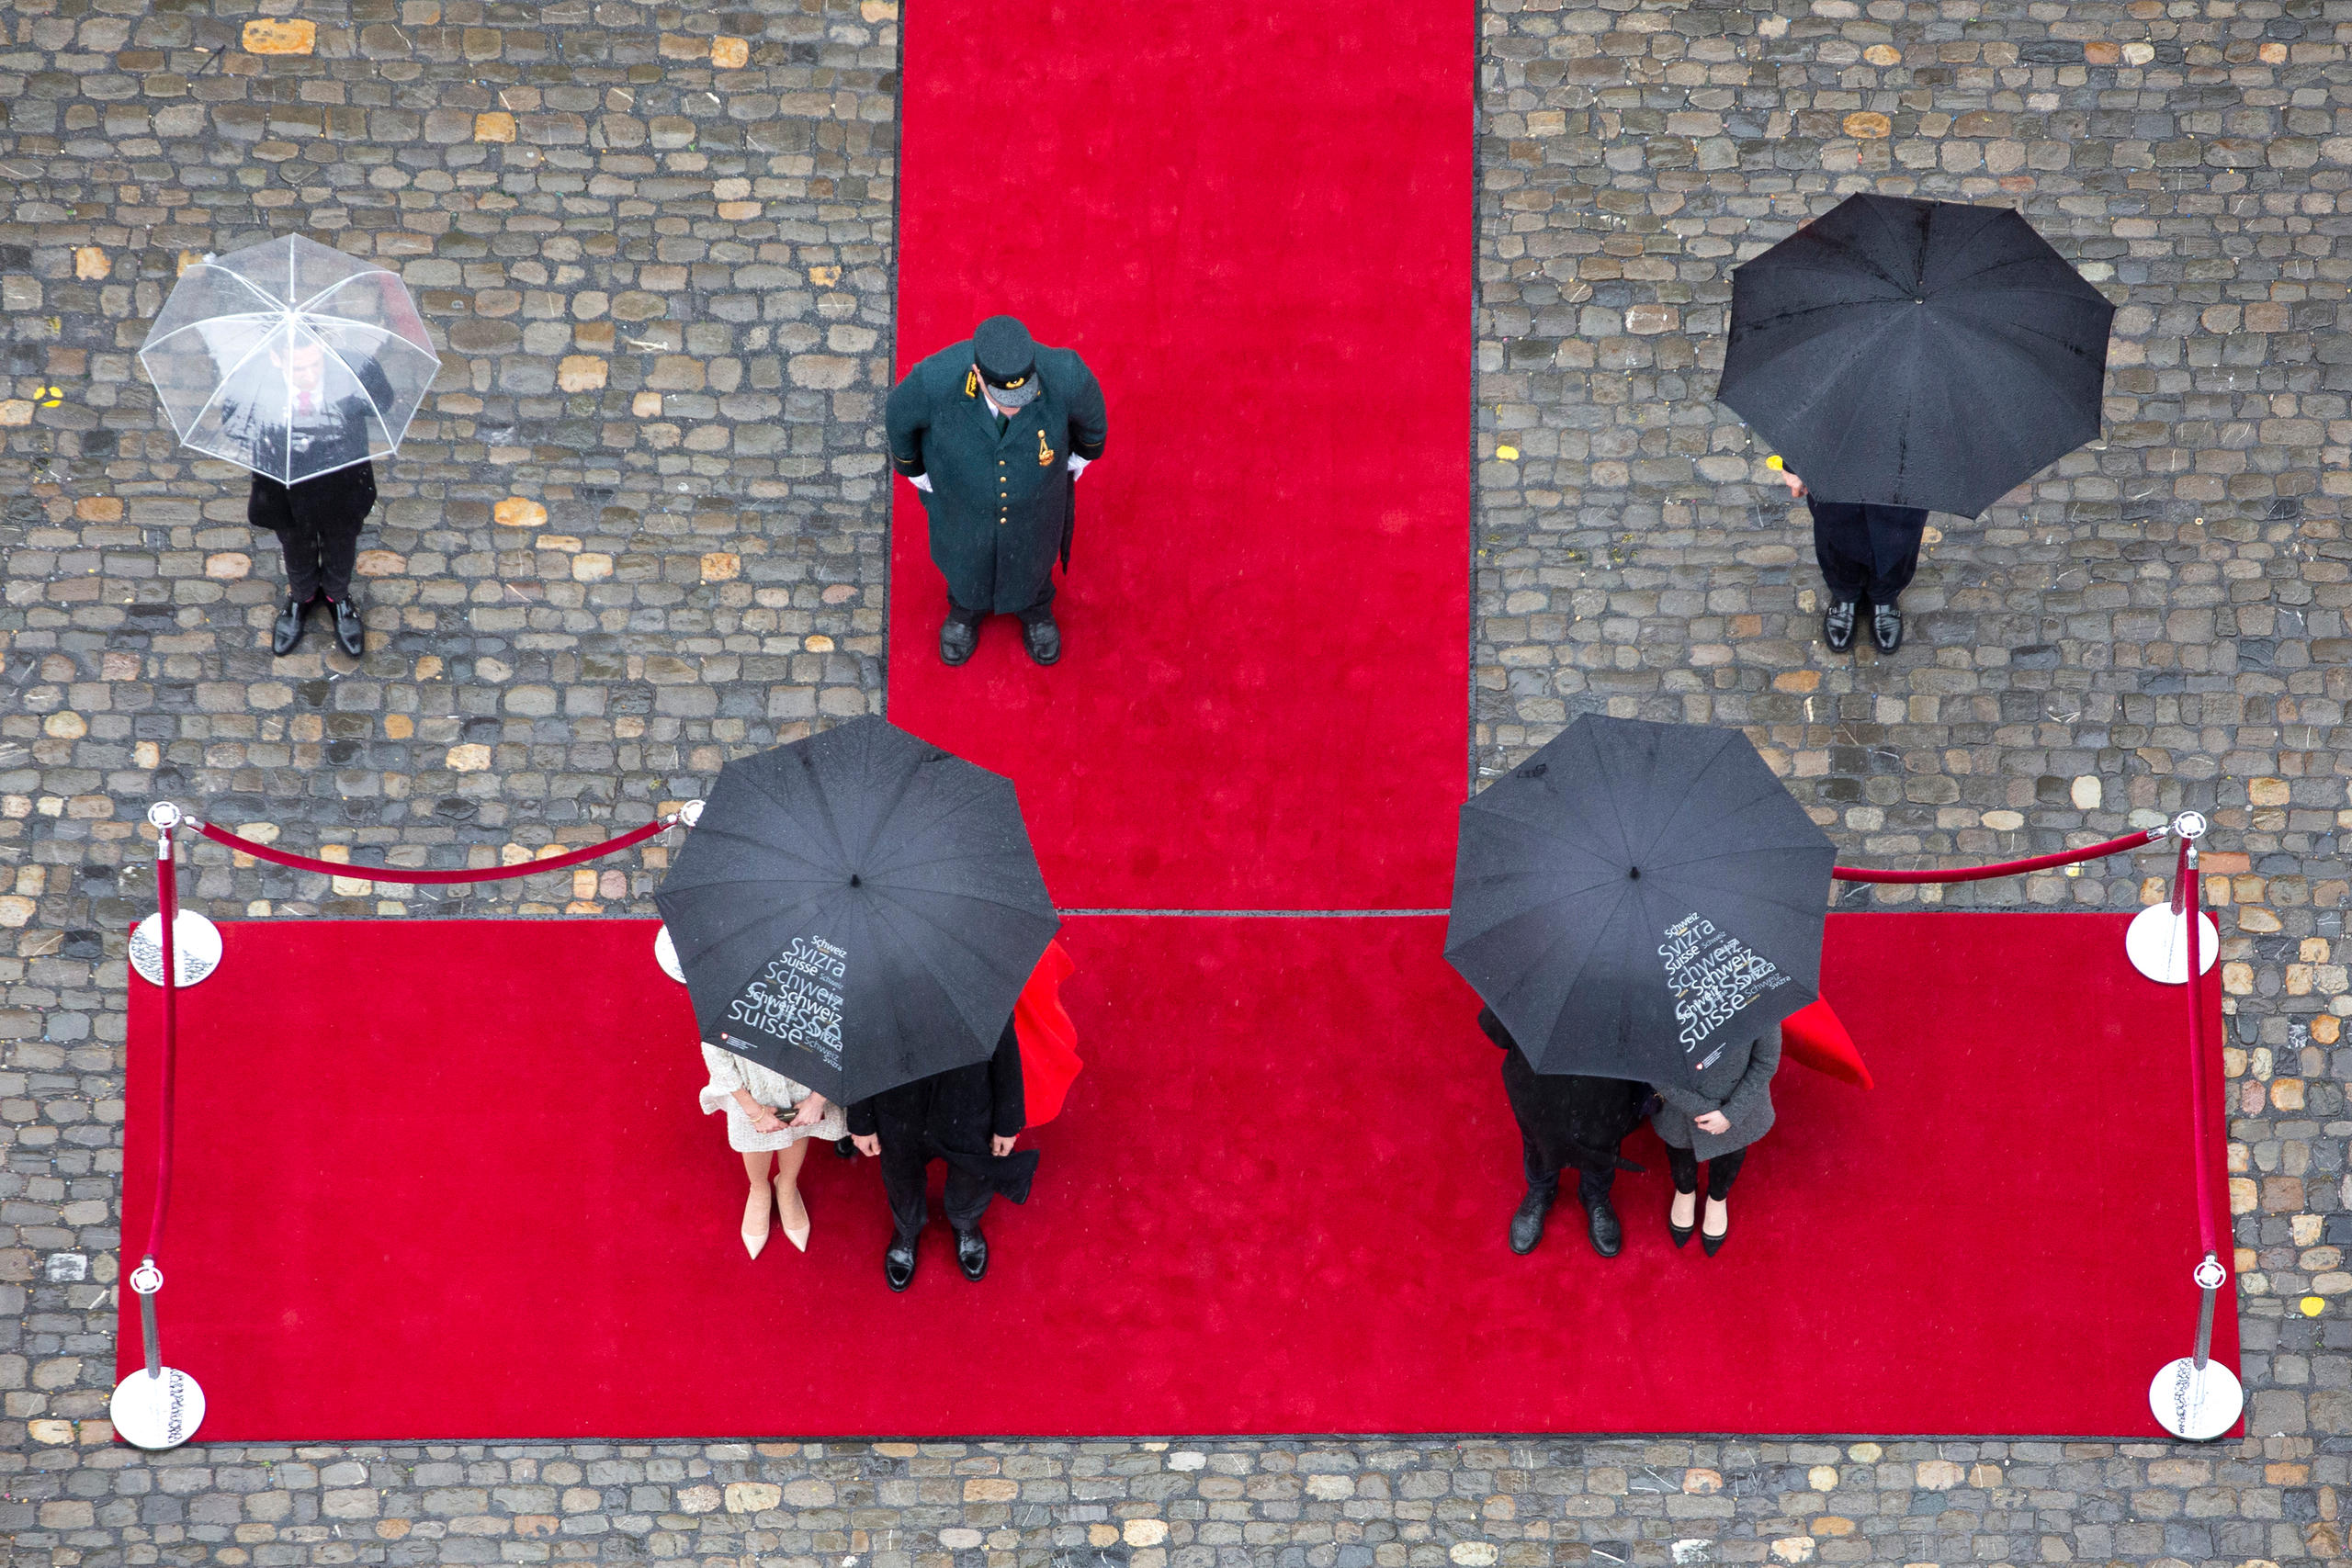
1718,193,2115,518
1446,716,1836,1092
655,716,1058,1105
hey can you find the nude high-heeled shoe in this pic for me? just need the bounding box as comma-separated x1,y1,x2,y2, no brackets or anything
775,1175,810,1253
741,1183,773,1259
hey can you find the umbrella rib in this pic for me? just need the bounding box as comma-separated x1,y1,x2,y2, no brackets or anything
861,778,1013,878
1459,801,1635,875
292,268,405,317
1625,730,1739,866
202,260,297,314
1741,307,1916,441
138,310,283,356
1444,868,1634,950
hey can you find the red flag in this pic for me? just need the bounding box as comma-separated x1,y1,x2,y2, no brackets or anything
1781,997,1872,1089
1013,940,1082,1125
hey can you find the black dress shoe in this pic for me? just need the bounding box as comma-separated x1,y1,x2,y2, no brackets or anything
1668,1190,1697,1249
273,594,311,657
1870,601,1903,654
1021,612,1061,666
832,1135,856,1159
330,595,364,658
1701,1201,1729,1257
1583,1195,1623,1258
954,1225,988,1281
940,615,978,666
884,1237,917,1292
1508,1186,1555,1255
1822,597,1859,653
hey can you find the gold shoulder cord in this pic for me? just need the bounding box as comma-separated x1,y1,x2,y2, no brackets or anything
1037,429,1054,466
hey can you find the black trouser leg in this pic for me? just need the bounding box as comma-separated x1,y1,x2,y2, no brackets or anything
276,525,325,603
943,1161,993,1233
1018,579,1057,623
1668,1145,1746,1200
1575,1160,1616,1208
876,1139,932,1245
1811,501,1927,604
315,513,364,601
1809,501,1871,604
1520,1134,1561,1199
945,593,984,626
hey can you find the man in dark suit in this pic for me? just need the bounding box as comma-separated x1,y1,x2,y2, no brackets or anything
237,338,391,659
1481,1005,1649,1258
847,1017,1035,1290
885,316,1108,667
1775,460,1926,655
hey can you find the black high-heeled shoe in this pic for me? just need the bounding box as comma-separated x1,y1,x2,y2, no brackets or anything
1668,1190,1697,1249
1700,1197,1729,1257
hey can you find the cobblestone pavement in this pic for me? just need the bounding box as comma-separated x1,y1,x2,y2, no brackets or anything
1,0,2347,1562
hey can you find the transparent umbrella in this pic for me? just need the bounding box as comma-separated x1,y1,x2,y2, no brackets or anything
138,234,440,485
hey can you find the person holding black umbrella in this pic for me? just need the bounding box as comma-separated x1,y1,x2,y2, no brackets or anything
847,1017,1034,1290
653,717,1061,1292
1772,460,1925,655
1653,1021,1782,1255
886,315,1108,668
1479,1005,1647,1258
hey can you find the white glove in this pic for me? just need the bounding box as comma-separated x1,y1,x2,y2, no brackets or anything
909,472,933,493
1066,455,1090,479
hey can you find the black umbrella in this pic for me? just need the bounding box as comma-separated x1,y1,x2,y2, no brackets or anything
1445,716,1836,1091
654,716,1058,1105
1717,193,2115,518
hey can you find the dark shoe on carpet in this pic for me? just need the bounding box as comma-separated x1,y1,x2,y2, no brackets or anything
884,1237,917,1292
1508,1186,1555,1255
1583,1195,1623,1258
1701,1198,1729,1257
1823,597,1859,653
955,1225,989,1281
273,594,311,657
1871,601,1903,654
1021,612,1061,666
940,614,978,666
832,1135,857,1159
330,596,364,658
1668,1190,1697,1250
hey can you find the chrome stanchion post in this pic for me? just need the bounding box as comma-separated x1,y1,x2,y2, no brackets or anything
110,802,208,1449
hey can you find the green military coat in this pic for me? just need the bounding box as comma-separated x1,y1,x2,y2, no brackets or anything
885,340,1108,615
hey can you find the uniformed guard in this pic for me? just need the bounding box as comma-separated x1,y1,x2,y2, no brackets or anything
885,316,1107,666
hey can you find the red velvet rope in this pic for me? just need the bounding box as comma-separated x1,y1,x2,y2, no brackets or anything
145,832,179,1267
195,818,668,884
1831,827,2163,884
2180,840,2220,1260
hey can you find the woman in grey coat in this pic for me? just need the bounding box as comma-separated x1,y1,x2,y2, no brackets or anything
1652,1023,1781,1256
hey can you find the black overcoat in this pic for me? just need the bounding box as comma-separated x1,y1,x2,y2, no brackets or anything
885,340,1108,614
1479,1006,1648,1179
846,1018,1037,1198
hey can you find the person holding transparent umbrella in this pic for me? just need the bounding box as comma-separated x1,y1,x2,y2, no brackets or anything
138,234,440,660
237,337,395,656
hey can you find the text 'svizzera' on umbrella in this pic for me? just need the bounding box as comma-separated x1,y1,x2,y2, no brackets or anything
1718,193,2116,519
1446,716,1837,1093
138,233,440,485
655,716,1060,1107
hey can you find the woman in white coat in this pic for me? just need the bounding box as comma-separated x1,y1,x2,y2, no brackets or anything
698,1043,848,1256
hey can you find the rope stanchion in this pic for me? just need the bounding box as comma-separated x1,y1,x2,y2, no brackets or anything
2148,812,2243,1439
1831,826,2165,885
113,799,696,1446
196,816,673,885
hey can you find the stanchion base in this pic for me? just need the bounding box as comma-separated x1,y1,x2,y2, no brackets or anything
653,924,684,984
2125,903,2220,985
109,1366,205,1449
130,910,222,987
2149,1356,2242,1439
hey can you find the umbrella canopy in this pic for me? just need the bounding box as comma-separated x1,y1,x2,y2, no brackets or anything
138,233,440,484
1445,716,1836,1091
654,716,1060,1106
1717,193,2115,518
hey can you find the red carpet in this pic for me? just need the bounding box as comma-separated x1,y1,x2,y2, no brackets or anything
124,911,2233,1438
883,0,1473,910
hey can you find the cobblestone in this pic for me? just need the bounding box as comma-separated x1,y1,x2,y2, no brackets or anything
0,0,2344,1562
